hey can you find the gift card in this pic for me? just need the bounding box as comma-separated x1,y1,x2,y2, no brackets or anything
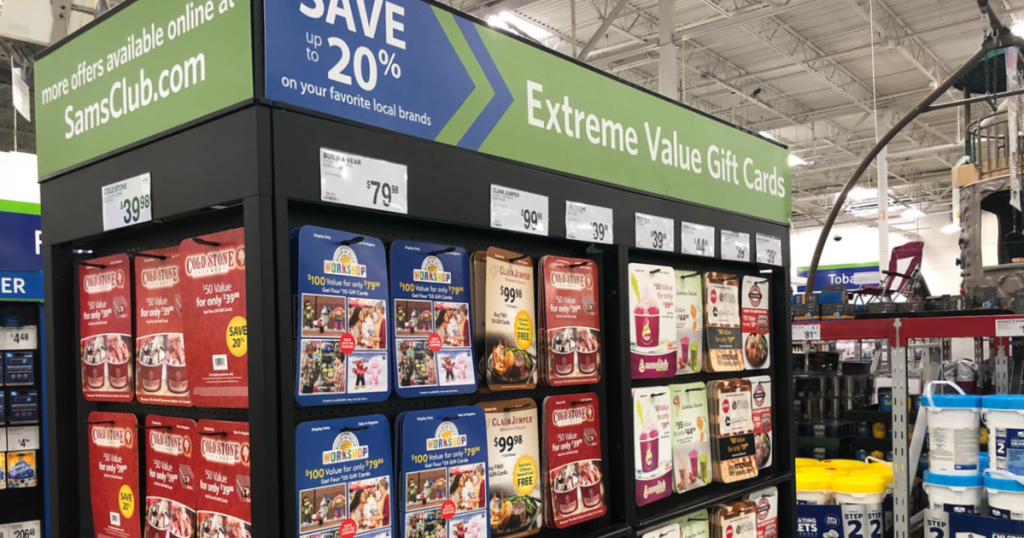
196,420,251,537
135,247,191,406
741,277,771,371
539,257,600,386
80,254,135,401
669,383,711,493
480,248,538,390
542,393,605,528
628,264,676,379
704,274,742,372
674,271,703,375
88,412,141,537
144,416,198,538
633,387,672,506
479,399,542,538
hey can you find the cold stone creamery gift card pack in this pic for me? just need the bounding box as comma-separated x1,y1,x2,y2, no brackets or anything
88,411,141,538
196,420,252,538
135,247,191,406
539,256,601,386
293,226,391,405
628,264,677,379
80,254,134,402
144,415,198,538
542,393,606,529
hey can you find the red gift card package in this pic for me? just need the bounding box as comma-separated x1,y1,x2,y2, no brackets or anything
145,416,198,538
543,393,606,529
135,247,192,406
197,420,251,538
88,411,142,538
180,229,248,408
80,254,135,402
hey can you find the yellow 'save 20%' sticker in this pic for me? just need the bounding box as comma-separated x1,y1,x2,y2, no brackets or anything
119,484,136,519
513,455,537,495
227,316,248,357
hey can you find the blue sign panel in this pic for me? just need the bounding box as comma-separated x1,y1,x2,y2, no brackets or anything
0,212,42,272
797,264,879,292
0,270,44,302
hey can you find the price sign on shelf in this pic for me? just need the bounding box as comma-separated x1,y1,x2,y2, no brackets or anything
996,318,1024,337
8,521,40,538
101,173,151,232
3,326,37,350
7,426,40,451
721,229,751,262
565,201,613,244
792,324,821,341
320,148,408,214
635,213,674,252
491,185,549,236
680,221,715,257
756,233,783,266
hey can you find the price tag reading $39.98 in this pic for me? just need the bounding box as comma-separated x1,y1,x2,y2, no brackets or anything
101,173,151,232
566,201,613,244
635,213,674,252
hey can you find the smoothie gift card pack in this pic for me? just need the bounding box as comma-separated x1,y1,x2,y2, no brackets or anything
293,226,390,405
180,229,248,408
295,415,393,538
480,399,542,538
676,510,711,538
633,387,672,506
196,420,251,538
669,383,711,494
539,256,601,386
474,248,538,391
396,406,489,538
80,254,135,402
629,264,677,379
88,411,142,538
135,247,191,406
675,271,703,376
391,241,475,397
641,523,681,538
144,416,198,538
704,273,742,373
741,277,771,371
542,393,606,528
707,379,758,483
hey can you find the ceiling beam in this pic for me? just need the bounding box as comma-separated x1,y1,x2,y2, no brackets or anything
578,0,633,59
466,0,545,18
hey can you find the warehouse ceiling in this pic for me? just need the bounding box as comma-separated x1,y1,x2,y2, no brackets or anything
2,0,1021,228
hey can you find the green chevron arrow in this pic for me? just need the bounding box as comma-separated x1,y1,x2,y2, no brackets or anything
432,7,494,145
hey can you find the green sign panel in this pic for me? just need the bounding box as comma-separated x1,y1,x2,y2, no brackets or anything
263,0,791,223
34,0,254,178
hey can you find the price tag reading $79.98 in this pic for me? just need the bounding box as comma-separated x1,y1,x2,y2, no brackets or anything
319,147,408,214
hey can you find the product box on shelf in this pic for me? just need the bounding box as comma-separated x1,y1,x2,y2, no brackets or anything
144,416,198,538
87,412,140,537
705,273,743,372
79,254,135,402
295,415,393,538
633,387,672,506
480,399,542,538
3,352,33,386
820,304,855,320
135,246,191,406
293,226,391,404
539,256,601,386
181,229,248,408
542,393,606,528
0,393,5,423
196,420,251,537
391,240,474,397
865,303,898,315
949,512,1024,536
792,304,820,322
475,248,538,390
675,271,704,376
628,264,677,378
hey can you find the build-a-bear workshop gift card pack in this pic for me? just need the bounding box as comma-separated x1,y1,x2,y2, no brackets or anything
88,412,141,538
180,229,248,408
293,226,390,405
295,416,393,538
135,246,191,406
397,406,489,538
196,420,252,538
144,416,198,538
80,254,134,402
390,241,475,397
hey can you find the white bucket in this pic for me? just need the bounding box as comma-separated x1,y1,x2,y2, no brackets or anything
922,381,981,474
832,476,886,538
923,472,983,514
985,473,1024,521
796,473,833,505
982,395,1024,478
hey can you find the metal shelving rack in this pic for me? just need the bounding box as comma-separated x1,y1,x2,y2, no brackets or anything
794,314,1024,538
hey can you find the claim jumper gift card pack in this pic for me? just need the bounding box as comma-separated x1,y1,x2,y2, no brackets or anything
296,416,394,538
180,229,249,408
397,406,489,538
391,241,476,397
293,226,391,405
80,254,135,402
479,399,542,538
473,248,538,391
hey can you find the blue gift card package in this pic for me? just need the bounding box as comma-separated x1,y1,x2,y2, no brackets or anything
293,226,391,405
4,351,34,386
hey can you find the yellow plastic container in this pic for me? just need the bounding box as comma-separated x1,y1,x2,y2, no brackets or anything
796,458,822,469
797,473,834,505
822,459,868,470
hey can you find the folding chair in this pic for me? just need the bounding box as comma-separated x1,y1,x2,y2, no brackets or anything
849,241,930,304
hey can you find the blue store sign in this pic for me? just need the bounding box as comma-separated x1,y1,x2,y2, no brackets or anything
797,263,879,292
0,210,42,273
0,270,43,302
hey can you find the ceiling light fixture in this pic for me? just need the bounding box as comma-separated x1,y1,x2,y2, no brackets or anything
1014,20,1024,37
492,12,551,41
789,154,808,167
758,131,775,141
848,187,878,201
942,222,961,234
901,207,926,220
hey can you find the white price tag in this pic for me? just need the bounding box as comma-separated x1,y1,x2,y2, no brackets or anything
0,428,6,452
565,201,613,244
756,233,783,266
101,173,152,232
0,523,8,538
8,521,40,538
996,318,1024,337
490,185,549,236
680,221,715,257
635,213,674,251
7,426,39,451
320,148,408,214
721,229,751,262
793,323,821,341
3,326,37,350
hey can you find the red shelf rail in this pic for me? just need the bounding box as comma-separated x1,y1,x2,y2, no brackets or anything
794,314,1024,346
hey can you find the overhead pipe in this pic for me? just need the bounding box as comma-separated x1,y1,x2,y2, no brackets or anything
803,0,1020,298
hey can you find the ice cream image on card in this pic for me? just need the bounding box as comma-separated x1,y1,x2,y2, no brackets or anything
632,387,672,506
628,265,677,379
635,285,659,349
